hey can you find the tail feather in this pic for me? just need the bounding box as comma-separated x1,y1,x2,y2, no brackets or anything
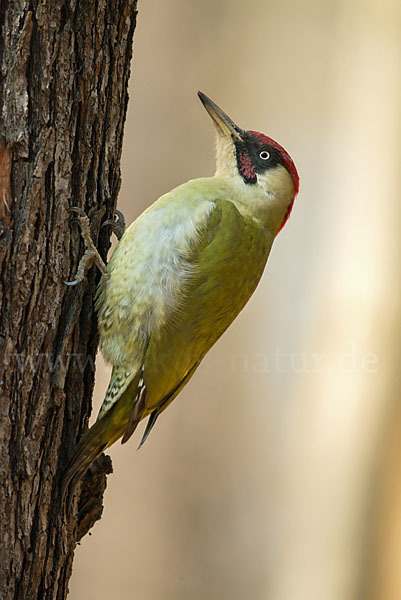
61,371,143,501
61,416,118,501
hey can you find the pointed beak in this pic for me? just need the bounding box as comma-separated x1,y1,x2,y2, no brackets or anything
198,91,243,142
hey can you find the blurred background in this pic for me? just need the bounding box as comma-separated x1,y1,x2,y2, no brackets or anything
70,0,401,598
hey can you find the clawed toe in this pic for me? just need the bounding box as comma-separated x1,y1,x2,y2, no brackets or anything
65,206,109,286
101,209,126,240
64,278,80,287
68,206,87,216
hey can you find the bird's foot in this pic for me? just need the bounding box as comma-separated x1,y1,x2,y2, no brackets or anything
65,207,109,287
101,209,126,241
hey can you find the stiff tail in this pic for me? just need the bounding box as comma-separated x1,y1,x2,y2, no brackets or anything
61,372,144,500
61,415,118,501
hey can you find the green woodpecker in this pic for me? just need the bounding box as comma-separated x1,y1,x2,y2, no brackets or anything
62,92,299,495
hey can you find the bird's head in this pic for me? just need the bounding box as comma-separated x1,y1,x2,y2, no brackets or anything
198,91,299,234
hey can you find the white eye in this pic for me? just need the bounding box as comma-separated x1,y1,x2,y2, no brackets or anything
259,150,270,160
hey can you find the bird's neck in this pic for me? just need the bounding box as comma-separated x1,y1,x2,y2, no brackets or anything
214,168,294,237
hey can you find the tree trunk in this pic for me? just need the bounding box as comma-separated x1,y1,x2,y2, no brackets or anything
0,2,137,598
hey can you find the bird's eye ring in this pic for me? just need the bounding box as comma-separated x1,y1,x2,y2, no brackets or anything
259,151,270,160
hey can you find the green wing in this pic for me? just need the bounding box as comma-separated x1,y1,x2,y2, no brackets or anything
142,195,272,411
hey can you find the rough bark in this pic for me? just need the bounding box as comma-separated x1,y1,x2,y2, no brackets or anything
0,1,137,598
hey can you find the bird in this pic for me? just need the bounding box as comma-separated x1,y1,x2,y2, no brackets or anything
62,91,299,497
